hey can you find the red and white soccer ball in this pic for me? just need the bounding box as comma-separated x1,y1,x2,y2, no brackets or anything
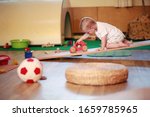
17,58,43,83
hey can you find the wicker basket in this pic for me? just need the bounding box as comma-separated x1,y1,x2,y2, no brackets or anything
65,63,128,86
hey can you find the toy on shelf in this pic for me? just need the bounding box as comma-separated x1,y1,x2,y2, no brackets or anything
55,48,61,53
3,43,10,49
70,41,87,53
24,48,32,58
68,40,74,46
17,58,43,83
63,40,74,46
42,42,55,48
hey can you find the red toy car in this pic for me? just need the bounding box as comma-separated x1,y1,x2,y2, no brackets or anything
70,41,88,53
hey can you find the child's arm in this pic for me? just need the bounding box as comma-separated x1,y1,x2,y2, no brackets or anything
98,35,107,51
77,33,89,42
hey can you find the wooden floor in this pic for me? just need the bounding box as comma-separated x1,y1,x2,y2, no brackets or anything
0,50,150,100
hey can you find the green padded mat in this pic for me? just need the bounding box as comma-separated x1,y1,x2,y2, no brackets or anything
0,39,101,51
87,50,132,57
0,39,150,51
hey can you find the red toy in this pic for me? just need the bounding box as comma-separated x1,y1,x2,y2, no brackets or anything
70,41,88,53
25,47,30,51
24,48,32,58
0,55,10,65
3,43,10,49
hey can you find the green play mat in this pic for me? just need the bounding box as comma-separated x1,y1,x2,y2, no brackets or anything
87,50,132,57
1,39,150,51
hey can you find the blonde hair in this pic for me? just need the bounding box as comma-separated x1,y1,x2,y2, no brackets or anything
80,17,96,32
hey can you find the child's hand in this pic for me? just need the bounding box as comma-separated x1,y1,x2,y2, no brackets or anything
97,47,107,51
103,47,107,51
96,48,102,51
77,39,81,43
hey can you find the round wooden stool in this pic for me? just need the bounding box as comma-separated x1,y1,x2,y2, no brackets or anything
65,63,128,86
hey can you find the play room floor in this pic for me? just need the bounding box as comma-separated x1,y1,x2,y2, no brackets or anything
0,50,150,100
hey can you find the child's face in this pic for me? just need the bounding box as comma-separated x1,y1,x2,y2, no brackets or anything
85,25,97,35
86,28,95,35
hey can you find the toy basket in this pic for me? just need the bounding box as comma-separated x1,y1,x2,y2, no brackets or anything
11,39,30,48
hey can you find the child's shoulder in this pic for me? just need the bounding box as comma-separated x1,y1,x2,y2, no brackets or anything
96,21,109,26
97,22,115,28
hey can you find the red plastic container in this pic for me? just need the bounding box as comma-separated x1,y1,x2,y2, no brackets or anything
0,55,10,65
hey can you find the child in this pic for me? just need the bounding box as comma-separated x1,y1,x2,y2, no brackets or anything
77,17,132,50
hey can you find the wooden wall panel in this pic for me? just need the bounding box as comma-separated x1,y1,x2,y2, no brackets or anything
71,7,98,33
98,6,150,32
71,6,150,33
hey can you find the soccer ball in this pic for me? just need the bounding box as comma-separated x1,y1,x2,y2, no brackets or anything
17,58,43,83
